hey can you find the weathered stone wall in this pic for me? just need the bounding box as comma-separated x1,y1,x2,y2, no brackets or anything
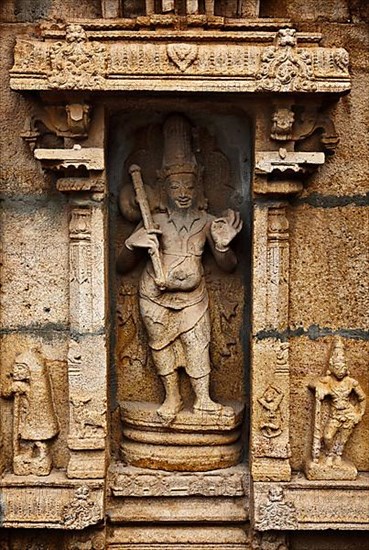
0,0,368,548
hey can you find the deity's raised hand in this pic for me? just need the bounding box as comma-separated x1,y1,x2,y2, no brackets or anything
210,209,242,251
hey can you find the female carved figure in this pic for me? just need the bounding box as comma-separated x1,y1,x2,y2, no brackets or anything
117,114,242,424
4,349,59,476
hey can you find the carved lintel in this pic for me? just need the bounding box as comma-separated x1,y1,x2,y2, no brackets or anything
254,475,369,530
48,25,107,90
167,43,199,72
0,474,103,529
10,26,350,93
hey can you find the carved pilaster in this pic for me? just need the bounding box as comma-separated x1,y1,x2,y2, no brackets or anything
251,97,342,485
67,200,108,479
251,202,291,482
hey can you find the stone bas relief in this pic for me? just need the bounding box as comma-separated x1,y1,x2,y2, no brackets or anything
10,26,350,94
258,386,284,438
1,349,59,476
256,486,297,531
252,531,289,550
4,0,369,545
62,486,102,530
117,113,244,470
305,338,366,480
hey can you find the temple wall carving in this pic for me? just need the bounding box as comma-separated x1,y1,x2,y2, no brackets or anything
0,0,369,548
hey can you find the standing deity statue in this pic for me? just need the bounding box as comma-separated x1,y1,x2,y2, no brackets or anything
3,349,59,476
305,337,366,480
117,114,242,425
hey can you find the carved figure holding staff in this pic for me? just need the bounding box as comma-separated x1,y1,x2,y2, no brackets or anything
2,349,59,476
117,114,242,423
305,337,366,480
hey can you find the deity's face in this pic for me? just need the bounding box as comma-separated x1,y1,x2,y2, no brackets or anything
166,173,196,210
13,362,30,381
330,353,348,380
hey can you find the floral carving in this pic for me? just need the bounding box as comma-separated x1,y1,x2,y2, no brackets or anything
167,43,199,72
257,486,297,530
49,24,106,89
62,486,101,529
256,29,317,92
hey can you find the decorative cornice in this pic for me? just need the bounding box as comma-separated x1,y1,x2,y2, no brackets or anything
10,24,350,94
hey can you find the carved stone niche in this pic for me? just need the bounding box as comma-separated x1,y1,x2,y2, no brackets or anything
6,15,356,540
113,110,250,472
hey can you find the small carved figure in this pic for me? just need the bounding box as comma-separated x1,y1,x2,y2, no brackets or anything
70,397,106,439
3,349,59,476
258,385,283,438
270,107,295,141
305,337,366,480
117,114,242,424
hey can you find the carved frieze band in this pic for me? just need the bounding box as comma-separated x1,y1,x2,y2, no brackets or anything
111,465,248,497
0,478,103,529
10,26,350,93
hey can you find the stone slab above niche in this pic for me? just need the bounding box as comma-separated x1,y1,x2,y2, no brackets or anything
10,25,350,94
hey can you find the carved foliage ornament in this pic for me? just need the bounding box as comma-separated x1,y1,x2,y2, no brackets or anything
167,43,199,72
256,29,317,92
49,25,107,89
62,486,101,529
10,27,350,93
257,486,297,530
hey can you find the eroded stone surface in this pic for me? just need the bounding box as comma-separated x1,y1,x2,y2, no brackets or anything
0,0,369,547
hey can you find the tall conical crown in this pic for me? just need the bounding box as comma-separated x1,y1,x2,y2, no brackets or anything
328,336,346,370
160,114,198,177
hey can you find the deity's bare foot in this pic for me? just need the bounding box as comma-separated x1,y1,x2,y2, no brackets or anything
193,398,234,418
157,397,184,424
333,455,343,466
